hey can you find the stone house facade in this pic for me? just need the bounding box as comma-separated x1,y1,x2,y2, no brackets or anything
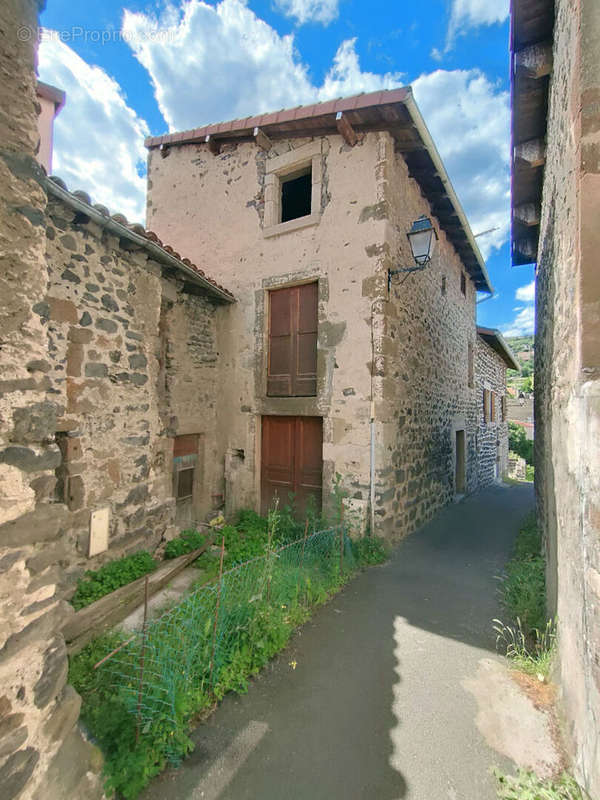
475,327,518,486
145,90,496,539
511,0,600,794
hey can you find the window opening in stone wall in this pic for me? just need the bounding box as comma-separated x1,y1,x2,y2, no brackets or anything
281,166,312,223
468,342,474,388
461,273,466,296
176,468,194,500
455,429,466,494
441,275,446,295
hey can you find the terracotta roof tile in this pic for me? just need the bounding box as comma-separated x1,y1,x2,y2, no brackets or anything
45,175,234,302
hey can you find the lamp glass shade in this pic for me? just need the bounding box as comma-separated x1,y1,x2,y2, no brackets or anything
407,216,436,265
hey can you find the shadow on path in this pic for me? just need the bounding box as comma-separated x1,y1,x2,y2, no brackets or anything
141,482,534,800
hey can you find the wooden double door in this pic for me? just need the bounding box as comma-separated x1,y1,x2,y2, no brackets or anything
261,416,322,517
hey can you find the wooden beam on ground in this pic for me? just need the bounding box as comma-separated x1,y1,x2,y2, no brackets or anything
514,202,541,227
515,138,546,168
336,111,358,147
514,42,553,79
253,126,272,152
63,534,215,655
205,135,221,156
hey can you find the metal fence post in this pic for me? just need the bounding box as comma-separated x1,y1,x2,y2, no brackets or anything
209,536,226,691
135,574,150,743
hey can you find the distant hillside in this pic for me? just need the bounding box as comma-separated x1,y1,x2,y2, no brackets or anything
505,335,534,384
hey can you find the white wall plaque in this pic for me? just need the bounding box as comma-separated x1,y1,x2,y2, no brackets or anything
89,506,110,557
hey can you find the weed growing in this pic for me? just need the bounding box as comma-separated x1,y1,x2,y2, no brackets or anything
494,768,588,799
163,530,206,559
495,513,555,677
70,515,385,799
70,552,157,611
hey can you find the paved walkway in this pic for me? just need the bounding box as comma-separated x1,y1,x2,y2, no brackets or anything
142,483,535,800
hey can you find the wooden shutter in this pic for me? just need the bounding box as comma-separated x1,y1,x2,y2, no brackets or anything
491,392,496,422
483,389,490,423
267,283,317,397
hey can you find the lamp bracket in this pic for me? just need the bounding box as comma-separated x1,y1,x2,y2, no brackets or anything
388,265,426,292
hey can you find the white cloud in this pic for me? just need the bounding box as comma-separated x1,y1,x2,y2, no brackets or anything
38,35,148,222
412,69,510,259
122,1,401,132
515,279,535,303
273,0,339,25
445,0,509,51
502,306,535,338
502,279,536,336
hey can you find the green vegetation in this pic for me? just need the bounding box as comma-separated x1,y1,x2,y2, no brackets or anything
509,421,534,466
70,552,157,611
70,500,387,799
495,513,555,678
163,530,207,559
494,768,588,799
505,334,534,395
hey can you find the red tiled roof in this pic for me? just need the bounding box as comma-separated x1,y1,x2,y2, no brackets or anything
145,88,411,148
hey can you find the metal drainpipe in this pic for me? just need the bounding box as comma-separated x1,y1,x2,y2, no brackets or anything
369,302,377,536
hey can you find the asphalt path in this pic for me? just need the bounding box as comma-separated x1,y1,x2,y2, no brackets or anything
142,483,535,800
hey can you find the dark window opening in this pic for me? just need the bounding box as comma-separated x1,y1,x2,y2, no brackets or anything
468,342,474,388
455,429,466,494
441,275,446,296
461,273,466,295
176,468,195,500
281,168,312,223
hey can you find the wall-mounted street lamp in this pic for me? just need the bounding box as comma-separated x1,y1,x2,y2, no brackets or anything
388,215,438,291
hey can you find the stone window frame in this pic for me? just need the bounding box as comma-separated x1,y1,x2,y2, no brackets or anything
263,140,323,238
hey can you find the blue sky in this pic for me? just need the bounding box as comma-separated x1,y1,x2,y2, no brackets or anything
38,0,535,336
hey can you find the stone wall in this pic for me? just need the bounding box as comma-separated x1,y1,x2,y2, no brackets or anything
374,133,479,537
0,2,104,797
475,336,509,486
535,0,600,793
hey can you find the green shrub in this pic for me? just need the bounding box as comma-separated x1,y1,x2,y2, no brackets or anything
509,422,534,465
352,536,388,566
526,464,535,482
70,552,157,611
164,530,206,559
494,768,588,799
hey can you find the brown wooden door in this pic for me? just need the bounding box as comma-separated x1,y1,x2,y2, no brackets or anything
261,416,322,516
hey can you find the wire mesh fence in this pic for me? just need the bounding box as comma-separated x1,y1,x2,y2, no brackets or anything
98,525,355,762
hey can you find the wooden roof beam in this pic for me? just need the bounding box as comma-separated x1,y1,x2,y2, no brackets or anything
205,135,221,156
336,111,358,147
514,202,541,227
515,138,545,168
514,236,539,262
253,127,272,152
514,42,553,79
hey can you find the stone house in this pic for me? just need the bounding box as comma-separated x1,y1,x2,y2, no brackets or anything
145,89,498,539
510,0,600,794
475,326,518,485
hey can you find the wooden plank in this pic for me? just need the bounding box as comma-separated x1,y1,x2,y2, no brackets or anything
335,111,358,147
64,534,215,654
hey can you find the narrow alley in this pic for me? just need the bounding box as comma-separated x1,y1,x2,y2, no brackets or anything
142,483,537,800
